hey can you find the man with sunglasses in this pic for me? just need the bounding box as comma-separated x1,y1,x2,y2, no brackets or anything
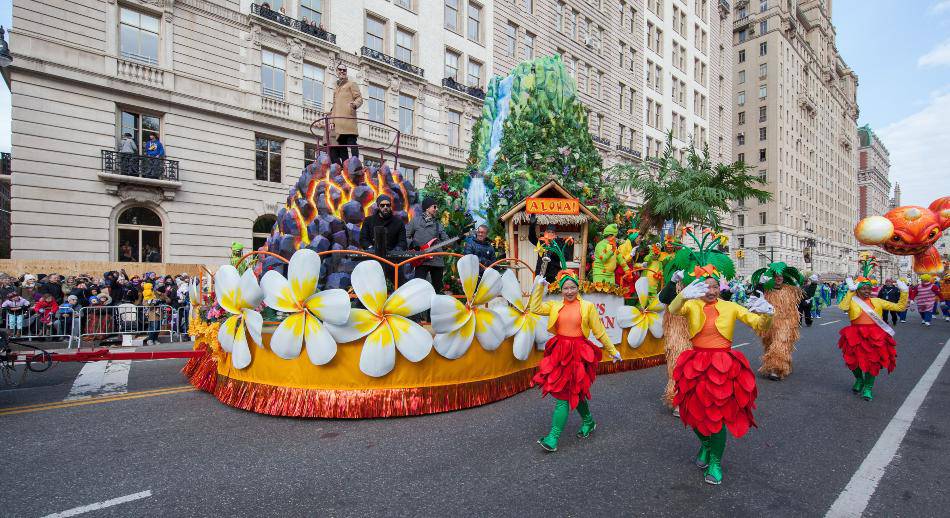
359,194,407,282
328,63,363,165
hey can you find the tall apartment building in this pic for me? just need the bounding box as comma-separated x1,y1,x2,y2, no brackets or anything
6,0,490,263
856,124,899,278
730,0,859,277
492,0,733,173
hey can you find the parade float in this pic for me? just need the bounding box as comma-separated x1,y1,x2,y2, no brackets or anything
183,56,667,418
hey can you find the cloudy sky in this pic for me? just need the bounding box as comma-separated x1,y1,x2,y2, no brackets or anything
0,1,947,206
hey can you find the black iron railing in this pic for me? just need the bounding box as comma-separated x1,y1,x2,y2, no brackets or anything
616,145,642,159
251,4,337,45
591,135,611,147
361,46,424,77
1,152,10,175
101,150,179,182
441,77,485,99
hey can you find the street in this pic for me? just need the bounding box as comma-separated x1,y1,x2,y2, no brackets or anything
2,308,949,518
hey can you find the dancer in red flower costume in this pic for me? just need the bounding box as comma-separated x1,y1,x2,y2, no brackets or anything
668,265,774,485
837,255,909,401
529,265,622,452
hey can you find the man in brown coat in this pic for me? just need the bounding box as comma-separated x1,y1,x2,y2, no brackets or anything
329,63,363,165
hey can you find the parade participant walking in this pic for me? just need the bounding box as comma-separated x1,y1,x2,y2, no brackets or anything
800,275,818,326
658,270,689,416
669,268,774,485
328,63,363,165
529,266,622,452
838,257,908,401
941,274,950,321
751,262,805,380
910,274,940,326
877,279,902,326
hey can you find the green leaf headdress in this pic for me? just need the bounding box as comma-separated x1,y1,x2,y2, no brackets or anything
854,253,879,289
750,262,804,291
538,236,579,290
661,227,735,285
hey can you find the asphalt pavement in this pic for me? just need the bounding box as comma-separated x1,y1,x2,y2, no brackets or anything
2,308,949,518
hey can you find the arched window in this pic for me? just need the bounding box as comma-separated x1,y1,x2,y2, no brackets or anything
253,215,277,251
117,206,163,263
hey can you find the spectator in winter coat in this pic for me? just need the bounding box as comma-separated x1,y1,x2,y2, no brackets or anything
877,279,902,326
19,274,38,302
0,276,16,300
54,295,80,337
33,293,59,336
37,274,65,303
2,292,31,337
117,132,138,175
463,225,496,268
911,275,941,326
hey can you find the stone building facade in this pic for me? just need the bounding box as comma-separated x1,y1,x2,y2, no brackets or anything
856,124,899,279
730,0,859,277
7,0,490,263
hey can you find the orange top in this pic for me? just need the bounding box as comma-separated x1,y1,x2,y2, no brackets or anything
690,302,732,349
853,297,875,325
556,299,584,337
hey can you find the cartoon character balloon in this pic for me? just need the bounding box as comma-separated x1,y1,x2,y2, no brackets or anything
854,196,950,274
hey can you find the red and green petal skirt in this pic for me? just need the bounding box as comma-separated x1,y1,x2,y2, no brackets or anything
673,347,758,438
838,324,896,377
532,335,602,410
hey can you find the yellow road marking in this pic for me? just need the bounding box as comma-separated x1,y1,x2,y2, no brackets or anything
0,385,197,416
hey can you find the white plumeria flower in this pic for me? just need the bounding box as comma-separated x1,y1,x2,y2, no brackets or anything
215,265,264,369
325,260,435,377
430,254,507,359
188,277,201,307
616,277,666,348
497,270,551,360
260,249,350,365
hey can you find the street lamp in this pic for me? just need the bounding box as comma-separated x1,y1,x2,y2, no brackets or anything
0,26,12,67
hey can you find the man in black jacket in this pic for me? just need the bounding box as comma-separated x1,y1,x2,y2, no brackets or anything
527,216,574,283
800,275,818,327
359,194,407,282
878,278,902,325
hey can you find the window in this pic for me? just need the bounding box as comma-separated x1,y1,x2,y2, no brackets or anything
448,110,461,147
570,9,578,38
738,236,745,248
737,214,745,227
117,207,163,263
738,152,745,163
252,215,277,251
255,136,282,183
759,63,768,78
120,8,160,65
758,235,766,247
556,2,565,32
399,94,415,135
760,41,768,56
365,16,385,52
760,0,769,12
368,84,386,123
759,85,767,99
738,70,746,84
467,59,482,87
737,91,746,106
395,0,412,9
397,164,417,184
523,32,536,60
304,143,319,169
395,27,414,64
302,63,325,109
505,23,518,57
120,110,161,155
738,50,746,63
738,29,747,43
759,212,767,224
261,49,286,100
523,0,533,13
738,111,745,125
737,133,745,146
759,106,767,122
759,127,767,140
444,49,460,80
629,47,636,72
300,0,323,26
759,148,767,162
444,0,460,32
759,20,768,33
467,2,482,42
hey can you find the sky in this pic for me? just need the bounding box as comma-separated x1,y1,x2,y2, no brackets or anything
0,1,948,206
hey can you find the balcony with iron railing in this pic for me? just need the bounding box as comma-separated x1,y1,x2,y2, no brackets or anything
361,46,424,78
441,77,485,100
591,135,611,148
99,150,182,198
616,144,642,159
251,4,337,45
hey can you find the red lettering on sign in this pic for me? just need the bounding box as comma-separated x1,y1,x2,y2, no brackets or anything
603,316,615,329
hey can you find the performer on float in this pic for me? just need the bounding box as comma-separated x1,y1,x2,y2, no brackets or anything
529,256,622,452
591,224,631,286
750,262,805,381
668,266,774,485
229,242,255,274
838,256,908,401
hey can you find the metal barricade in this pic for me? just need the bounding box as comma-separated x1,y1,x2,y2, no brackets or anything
1,306,80,345
74,304,179,349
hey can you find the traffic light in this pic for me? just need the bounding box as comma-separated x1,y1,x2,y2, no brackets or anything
736,249,745,259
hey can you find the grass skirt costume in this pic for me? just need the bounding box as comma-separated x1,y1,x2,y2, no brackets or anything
750,263,805,380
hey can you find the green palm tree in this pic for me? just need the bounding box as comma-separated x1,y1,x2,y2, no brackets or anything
612,132,771,234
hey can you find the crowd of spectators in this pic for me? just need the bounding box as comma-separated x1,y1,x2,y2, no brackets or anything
0,270,192,344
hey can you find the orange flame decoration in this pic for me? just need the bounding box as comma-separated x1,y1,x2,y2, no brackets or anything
284,157,414,247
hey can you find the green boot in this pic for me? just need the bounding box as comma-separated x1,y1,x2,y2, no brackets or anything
851,368,865,394
704,429,727,485
575,400,597,438
693,429,710,469
861,373,876,401
538,399,569,452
